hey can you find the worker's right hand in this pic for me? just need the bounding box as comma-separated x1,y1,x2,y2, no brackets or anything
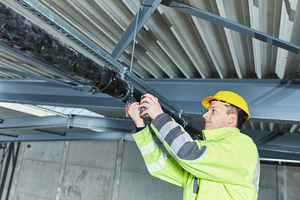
128,102,145,127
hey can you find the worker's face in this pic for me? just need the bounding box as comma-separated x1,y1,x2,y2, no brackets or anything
202,102,232,130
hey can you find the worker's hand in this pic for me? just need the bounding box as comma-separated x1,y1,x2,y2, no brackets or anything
139,94,164,119
128,102,145,127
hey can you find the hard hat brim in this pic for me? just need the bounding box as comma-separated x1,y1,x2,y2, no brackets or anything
201,96,220,109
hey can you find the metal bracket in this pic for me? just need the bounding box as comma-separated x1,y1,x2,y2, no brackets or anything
182,118,188,128
88,87,96,95
178,110,188,128
121,67,127,80
67,115,74,129
119,82,133,102
139,1,144,10
178,109,183,118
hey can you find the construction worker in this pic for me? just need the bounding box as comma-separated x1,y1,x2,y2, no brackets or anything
128,91,260,200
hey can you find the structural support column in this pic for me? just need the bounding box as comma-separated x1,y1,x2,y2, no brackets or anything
111,135,125,200
55,141,70,200
2,143,25,200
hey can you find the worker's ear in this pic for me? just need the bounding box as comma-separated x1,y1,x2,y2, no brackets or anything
227,113,237,125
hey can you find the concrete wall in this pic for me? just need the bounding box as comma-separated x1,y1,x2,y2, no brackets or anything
258,163,300,200
0,140,299,200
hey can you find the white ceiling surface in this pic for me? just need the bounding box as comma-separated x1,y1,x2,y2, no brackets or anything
0,0,300,135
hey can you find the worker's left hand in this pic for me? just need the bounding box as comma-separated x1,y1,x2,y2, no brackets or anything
139,94,164,119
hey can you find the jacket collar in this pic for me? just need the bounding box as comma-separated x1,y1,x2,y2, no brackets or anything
202,127,240,141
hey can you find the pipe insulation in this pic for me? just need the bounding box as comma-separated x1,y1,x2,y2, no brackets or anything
0,1,203,137
0,1,129,100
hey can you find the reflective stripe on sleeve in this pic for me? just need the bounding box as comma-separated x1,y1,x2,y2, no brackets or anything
138,140,158,155
146,153,168,173
252,155,260,194
156,117,207,161
170,133,193,155
159,121,178,139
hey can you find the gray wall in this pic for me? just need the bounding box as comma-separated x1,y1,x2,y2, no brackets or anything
0,140,299,200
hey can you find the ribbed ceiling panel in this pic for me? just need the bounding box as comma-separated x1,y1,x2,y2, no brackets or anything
1,0,300,80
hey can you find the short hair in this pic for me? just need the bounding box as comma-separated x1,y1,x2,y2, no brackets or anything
225,104,248,129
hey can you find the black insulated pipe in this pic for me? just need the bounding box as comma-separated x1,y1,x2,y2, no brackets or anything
0,2,129,100
0,2,202,138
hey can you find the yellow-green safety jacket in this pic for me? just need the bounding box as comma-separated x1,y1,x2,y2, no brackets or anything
132,113,260,200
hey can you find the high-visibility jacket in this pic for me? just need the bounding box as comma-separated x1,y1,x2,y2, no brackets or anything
132,113,260,200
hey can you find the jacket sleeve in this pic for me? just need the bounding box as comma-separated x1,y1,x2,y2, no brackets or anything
132,125,186,187
150,113,258,186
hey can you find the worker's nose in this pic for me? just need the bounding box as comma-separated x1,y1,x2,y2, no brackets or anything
203,111,209,119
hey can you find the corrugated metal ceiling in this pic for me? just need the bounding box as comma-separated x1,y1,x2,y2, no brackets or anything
2,0,300,80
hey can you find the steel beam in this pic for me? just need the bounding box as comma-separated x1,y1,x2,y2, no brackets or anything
162,0,300,55
71,115,135,132
0,115,135,133
0,78,300,124
0,113,300,161
243,129,300,160
0,128,299,162
0,79,124,109
260,158,300,166
111,0,162,59
0,131,133,142
143,78,300,124
0,116,68,130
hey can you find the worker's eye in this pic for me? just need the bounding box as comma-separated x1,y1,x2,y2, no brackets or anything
212,109,216,113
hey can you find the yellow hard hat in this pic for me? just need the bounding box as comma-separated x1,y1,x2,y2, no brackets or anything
201,91,250,121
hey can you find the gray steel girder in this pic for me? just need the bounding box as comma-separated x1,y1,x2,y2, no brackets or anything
0,119,300,161
0,131,134,143
0,78,299,125
0,115,135,133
